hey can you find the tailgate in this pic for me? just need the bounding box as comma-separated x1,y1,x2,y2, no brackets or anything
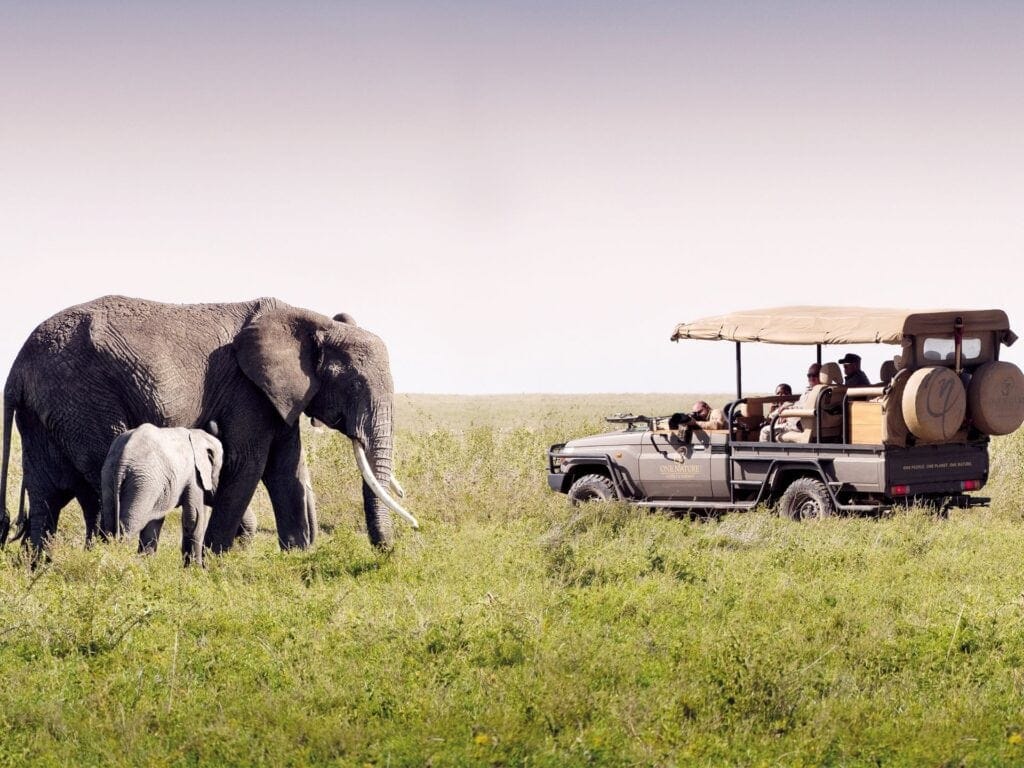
885,442,989,495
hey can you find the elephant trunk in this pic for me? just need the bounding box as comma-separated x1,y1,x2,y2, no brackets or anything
352,440,419,536
351,403,417,548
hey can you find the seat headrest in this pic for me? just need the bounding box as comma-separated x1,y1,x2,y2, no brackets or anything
819,362,843,385
879,359,897,385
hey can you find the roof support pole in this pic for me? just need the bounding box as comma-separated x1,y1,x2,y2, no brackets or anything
954,316,964,374
816,344,822,366
736,341,742,399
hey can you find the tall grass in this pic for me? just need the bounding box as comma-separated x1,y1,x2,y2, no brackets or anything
2,396,1024,766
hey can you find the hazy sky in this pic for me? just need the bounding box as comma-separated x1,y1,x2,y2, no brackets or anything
2,1,1022,395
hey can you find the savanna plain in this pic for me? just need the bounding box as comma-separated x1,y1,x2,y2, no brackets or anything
3,394,1024,767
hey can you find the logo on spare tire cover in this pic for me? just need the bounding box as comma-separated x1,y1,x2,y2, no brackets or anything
903,365,967,442
925,377,960,428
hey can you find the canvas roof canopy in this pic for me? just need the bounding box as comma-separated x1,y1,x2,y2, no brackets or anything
671,306,1017,346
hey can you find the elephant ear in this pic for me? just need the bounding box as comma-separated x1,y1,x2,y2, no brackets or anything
234,311,324,425
188,432,214,492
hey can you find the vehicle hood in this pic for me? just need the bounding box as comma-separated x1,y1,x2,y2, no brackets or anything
563,430,647,450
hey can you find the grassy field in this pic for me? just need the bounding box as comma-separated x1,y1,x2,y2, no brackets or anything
3,394,1024,766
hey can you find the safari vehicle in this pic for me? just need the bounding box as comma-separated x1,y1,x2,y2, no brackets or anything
548,307,1024,518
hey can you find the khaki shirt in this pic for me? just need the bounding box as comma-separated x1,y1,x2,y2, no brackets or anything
695,408,726,430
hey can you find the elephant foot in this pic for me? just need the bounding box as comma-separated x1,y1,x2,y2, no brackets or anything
181,550,205,568
24,541,51,570
204,534,234,555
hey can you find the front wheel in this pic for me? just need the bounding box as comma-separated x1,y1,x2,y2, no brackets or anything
567,474,617,505
778,477,835,520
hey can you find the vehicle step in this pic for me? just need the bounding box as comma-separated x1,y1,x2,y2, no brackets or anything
634,500,760,510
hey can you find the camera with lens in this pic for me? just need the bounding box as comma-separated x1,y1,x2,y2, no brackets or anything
668,412,693,430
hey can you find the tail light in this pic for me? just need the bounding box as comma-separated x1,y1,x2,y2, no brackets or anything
890,484,910,496
962,479,982,491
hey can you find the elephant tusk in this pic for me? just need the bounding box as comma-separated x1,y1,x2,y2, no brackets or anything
351,440,419,529
389,475,406,499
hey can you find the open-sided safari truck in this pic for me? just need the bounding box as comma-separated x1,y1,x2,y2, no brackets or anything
548,307,1024,518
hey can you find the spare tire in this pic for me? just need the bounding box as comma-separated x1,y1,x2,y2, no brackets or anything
902,366,966,442
967,361,1024,435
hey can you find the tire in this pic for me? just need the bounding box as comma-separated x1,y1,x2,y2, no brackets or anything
778,477,835,520
967,361,1024,435
567,474,617,505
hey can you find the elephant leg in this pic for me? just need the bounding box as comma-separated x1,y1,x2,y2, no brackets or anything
204,461,266,555
262,426,316,551
235,508,258,545
138,518,164,554
181,488,209,566
25,487,75,561
18,414,78,551
74,483,103,547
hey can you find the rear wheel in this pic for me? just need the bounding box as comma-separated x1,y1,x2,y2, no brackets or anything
778,477,834,520
567,474,617,505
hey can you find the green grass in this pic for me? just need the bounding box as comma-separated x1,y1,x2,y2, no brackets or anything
3,395,1024,766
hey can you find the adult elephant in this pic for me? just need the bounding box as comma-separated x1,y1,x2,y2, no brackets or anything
0,295,416,553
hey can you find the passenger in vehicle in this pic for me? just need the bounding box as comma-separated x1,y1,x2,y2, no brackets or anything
760,368,817,441
767,383,793,418
805,363,822,392
691,400,726,430
838,353,871,387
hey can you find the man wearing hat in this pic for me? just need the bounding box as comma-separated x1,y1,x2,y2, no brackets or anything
838,353,871,387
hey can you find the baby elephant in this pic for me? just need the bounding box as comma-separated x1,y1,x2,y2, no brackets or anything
101,423,223,565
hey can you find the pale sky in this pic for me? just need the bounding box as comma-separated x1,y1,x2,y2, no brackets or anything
2,2,1022,395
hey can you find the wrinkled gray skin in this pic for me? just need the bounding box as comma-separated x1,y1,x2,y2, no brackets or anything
101,424,224,565
0,296,397,554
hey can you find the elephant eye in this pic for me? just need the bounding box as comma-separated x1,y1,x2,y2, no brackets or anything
346,376,368,397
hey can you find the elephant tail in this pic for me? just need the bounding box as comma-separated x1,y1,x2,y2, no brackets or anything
0,392,15,546
113,472,126,537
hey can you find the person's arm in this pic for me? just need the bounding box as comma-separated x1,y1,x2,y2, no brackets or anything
697,409,727,430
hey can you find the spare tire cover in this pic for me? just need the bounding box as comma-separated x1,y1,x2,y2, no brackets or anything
902,366,967,442
967,361,1024,435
